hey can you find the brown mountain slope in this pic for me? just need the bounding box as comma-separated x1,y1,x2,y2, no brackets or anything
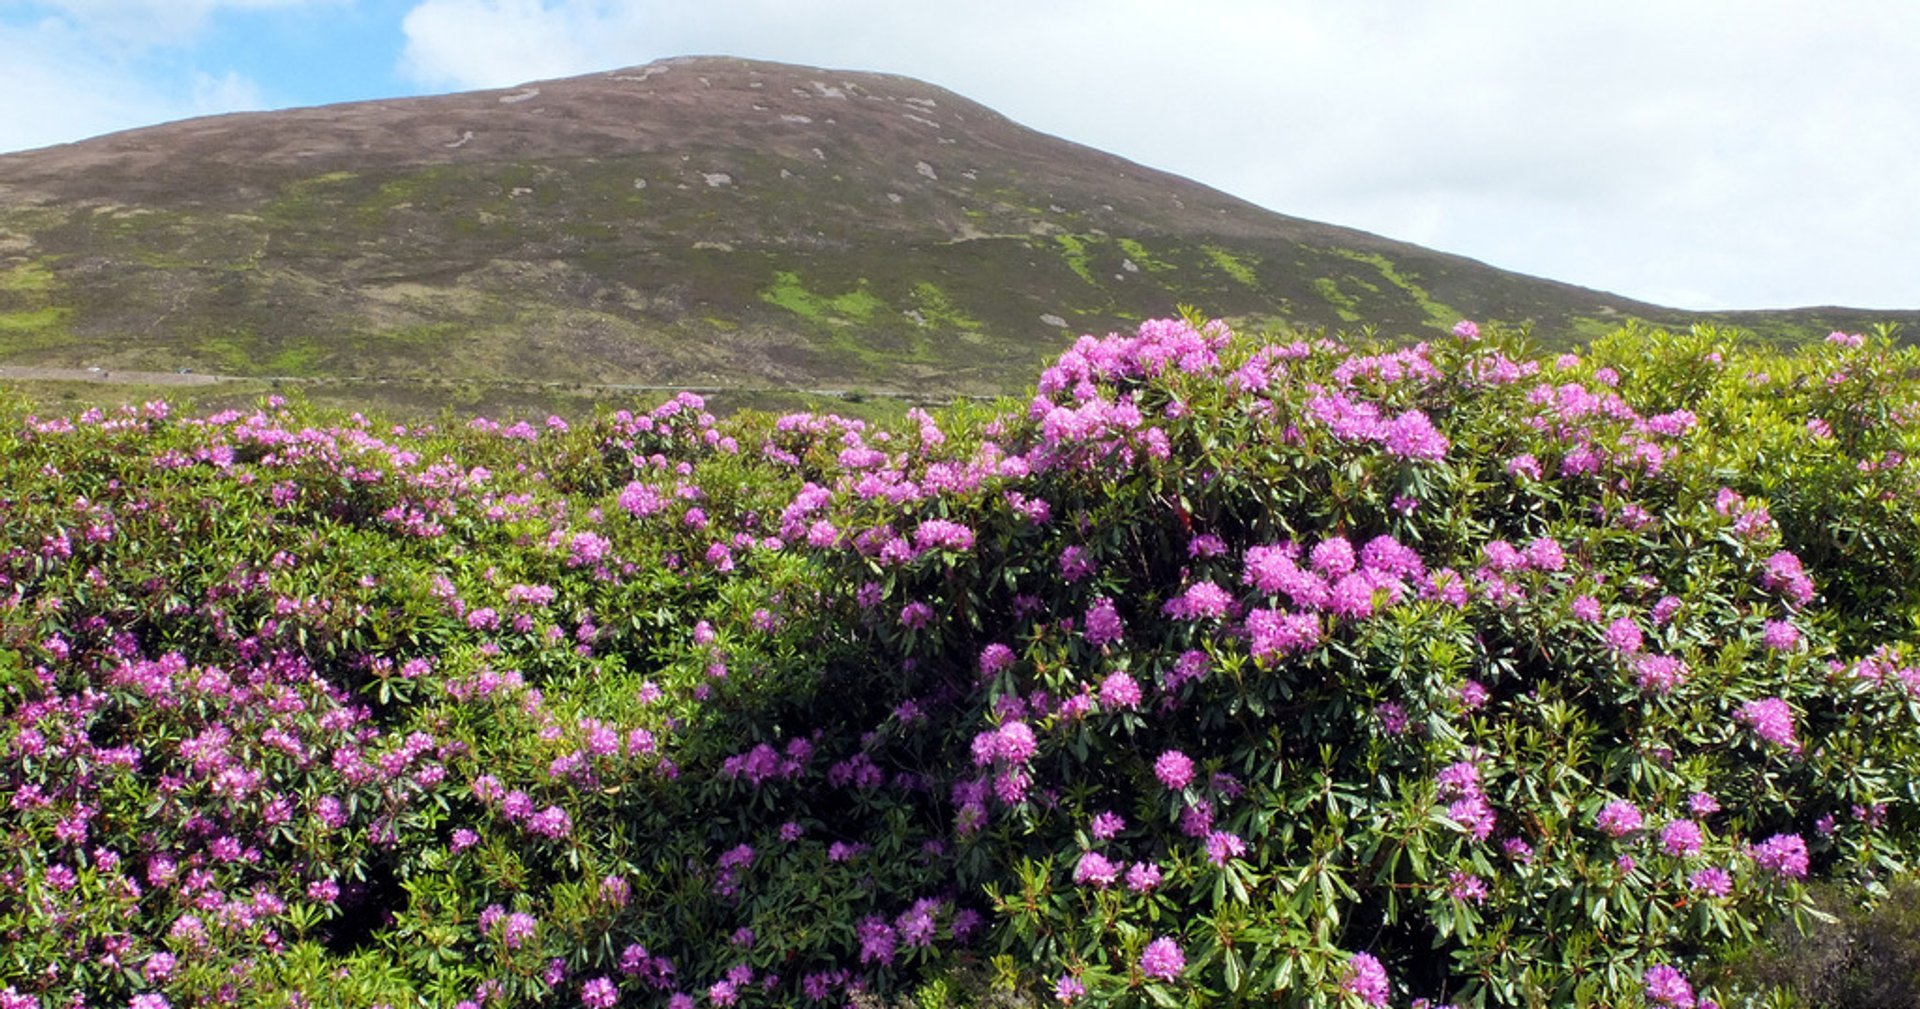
0,55,1911,404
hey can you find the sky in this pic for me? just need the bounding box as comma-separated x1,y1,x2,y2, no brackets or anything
2,1,1915,313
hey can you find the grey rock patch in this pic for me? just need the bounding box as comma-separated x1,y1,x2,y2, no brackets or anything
1040,314,1068,328
498,88,540,104
916,161,937,180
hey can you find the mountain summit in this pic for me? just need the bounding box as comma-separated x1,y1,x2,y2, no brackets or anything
0,56,1907,399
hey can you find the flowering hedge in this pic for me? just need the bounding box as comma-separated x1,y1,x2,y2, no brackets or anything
2,316,1918,1008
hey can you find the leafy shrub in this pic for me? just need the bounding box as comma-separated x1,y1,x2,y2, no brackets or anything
1,318,1918,1008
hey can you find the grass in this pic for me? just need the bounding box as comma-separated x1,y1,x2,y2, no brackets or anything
1203,246,1261,289
1118,238,1176,274
0,261,57,294
1312,277,1362,323
1330,248,1462,332
0,305,72,334
908,281,985,332
1054,234,1100,287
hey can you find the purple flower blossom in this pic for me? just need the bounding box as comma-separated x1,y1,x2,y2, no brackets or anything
1154,750,1195,790
503,911,537,949
979,642,1016,677
1457,680,1490,710
1084,597,1125,648
1074,851,1121,889
1689,867,1733,896
1737,697,1800,752
1661,819,1705,857
1634,654,1689,694
1604,617,1643,654
1099,671,1143,710
1139,936,1185,981
1596,800,1644,837
1644,965,1696,1009
1204,830,1247,866
1090,811,1126,840
1384,409,1449,461
856,916,897,966
1059,545,1097,582
1310,536,1357,578
1164,580,1233,620
1343,952,1391,1007
1447,871,1488,904
1448,795,1497,842
1246,607,1321,662
580,977,618,1008
1054,974,1087,1003
1752,833,1809,879
1126,861,1163,892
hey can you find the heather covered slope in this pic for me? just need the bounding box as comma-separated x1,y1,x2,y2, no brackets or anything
1,56,1913,410
3,317,1920,1008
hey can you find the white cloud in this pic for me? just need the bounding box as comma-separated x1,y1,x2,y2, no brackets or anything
0,0,347,153
398,0,616,89
190,68,266,114
0,18,175,152
21,0,345,49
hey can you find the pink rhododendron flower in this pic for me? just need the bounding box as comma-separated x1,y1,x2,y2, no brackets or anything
1154,750,1195,790
1074,851,1121,889
1661,819,1705,857
1204,830,1247,865
1139,937,1185,981
1597,800,1644,837
1099,671,1142,710
1737,697,1800,752
1343,952,1391,1006
1447,871,1488,904
1689,867,1733,896
1644,965,1696,1008
1126,861,1163,892
1083,597,1125,647
1752,833,1809,879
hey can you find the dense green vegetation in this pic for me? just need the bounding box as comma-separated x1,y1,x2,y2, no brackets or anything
3,316,1919,1008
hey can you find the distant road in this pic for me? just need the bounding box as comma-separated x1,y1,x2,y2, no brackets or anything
0,366,230,386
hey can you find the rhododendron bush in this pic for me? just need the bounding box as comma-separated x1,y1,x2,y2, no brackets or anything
3,317,1919,1008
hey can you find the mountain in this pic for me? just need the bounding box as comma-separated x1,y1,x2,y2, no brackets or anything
0,55,1911,409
